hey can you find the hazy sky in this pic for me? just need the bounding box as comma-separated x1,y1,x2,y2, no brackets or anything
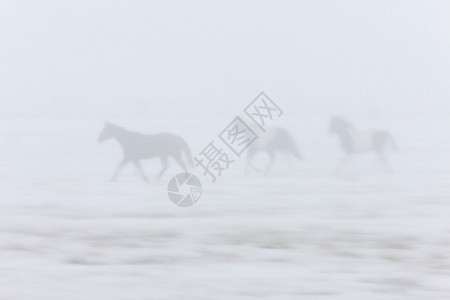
1,0,449,118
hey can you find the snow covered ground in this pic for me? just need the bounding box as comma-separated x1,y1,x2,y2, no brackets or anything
1,114,449,299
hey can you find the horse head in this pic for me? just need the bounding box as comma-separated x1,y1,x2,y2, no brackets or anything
329,116,353,136
98,122,115,143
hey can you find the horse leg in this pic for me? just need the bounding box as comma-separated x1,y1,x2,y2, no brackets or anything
111,158,129,182
264,151,275,175
377,153,392,173
172,153,187,172
245,151,261,175
334,155,350,177
244,152,251,175
133,160,149,181
157,157,169,180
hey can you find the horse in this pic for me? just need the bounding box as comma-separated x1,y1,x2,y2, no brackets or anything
246,127,302,175
98,122,193,181
329,116,397,175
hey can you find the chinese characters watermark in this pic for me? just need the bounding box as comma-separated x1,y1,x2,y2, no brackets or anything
244,92,283,132
167,92,283,207
194,92,283,183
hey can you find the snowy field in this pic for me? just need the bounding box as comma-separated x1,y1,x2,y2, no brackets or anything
1,114,449,299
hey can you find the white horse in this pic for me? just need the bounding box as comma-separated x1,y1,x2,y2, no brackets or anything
329,116,397,175
246,127,302,175
98,122,193,181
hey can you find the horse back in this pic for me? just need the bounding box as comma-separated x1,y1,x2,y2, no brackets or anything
122,132,185,159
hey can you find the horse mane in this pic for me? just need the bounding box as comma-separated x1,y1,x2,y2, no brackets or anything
331,116,355,131
106,122,131,133
331,115,350,124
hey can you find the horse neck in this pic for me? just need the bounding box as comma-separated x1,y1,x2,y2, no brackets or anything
111,127,132,146
335,127,354,147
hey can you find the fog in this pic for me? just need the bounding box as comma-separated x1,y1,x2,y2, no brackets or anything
1,0,449,118
1,1,450,299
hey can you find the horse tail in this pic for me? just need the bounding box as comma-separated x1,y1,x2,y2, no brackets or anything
180,138,194,167
376,131,397,153
277,128,303,160
290,141,303,160
387,133,397,152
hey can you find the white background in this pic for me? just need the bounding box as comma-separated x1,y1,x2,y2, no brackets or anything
1,1,450,299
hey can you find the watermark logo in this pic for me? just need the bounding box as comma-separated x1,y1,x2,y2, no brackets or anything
194,141,235,183
244,92,283,132
193,92,283,183
219,117,258,157
167,173,202,207
168,92,283,206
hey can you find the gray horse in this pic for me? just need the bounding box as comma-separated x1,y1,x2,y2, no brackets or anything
246,127,302,175
98,122,193,181
329,116,397,175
